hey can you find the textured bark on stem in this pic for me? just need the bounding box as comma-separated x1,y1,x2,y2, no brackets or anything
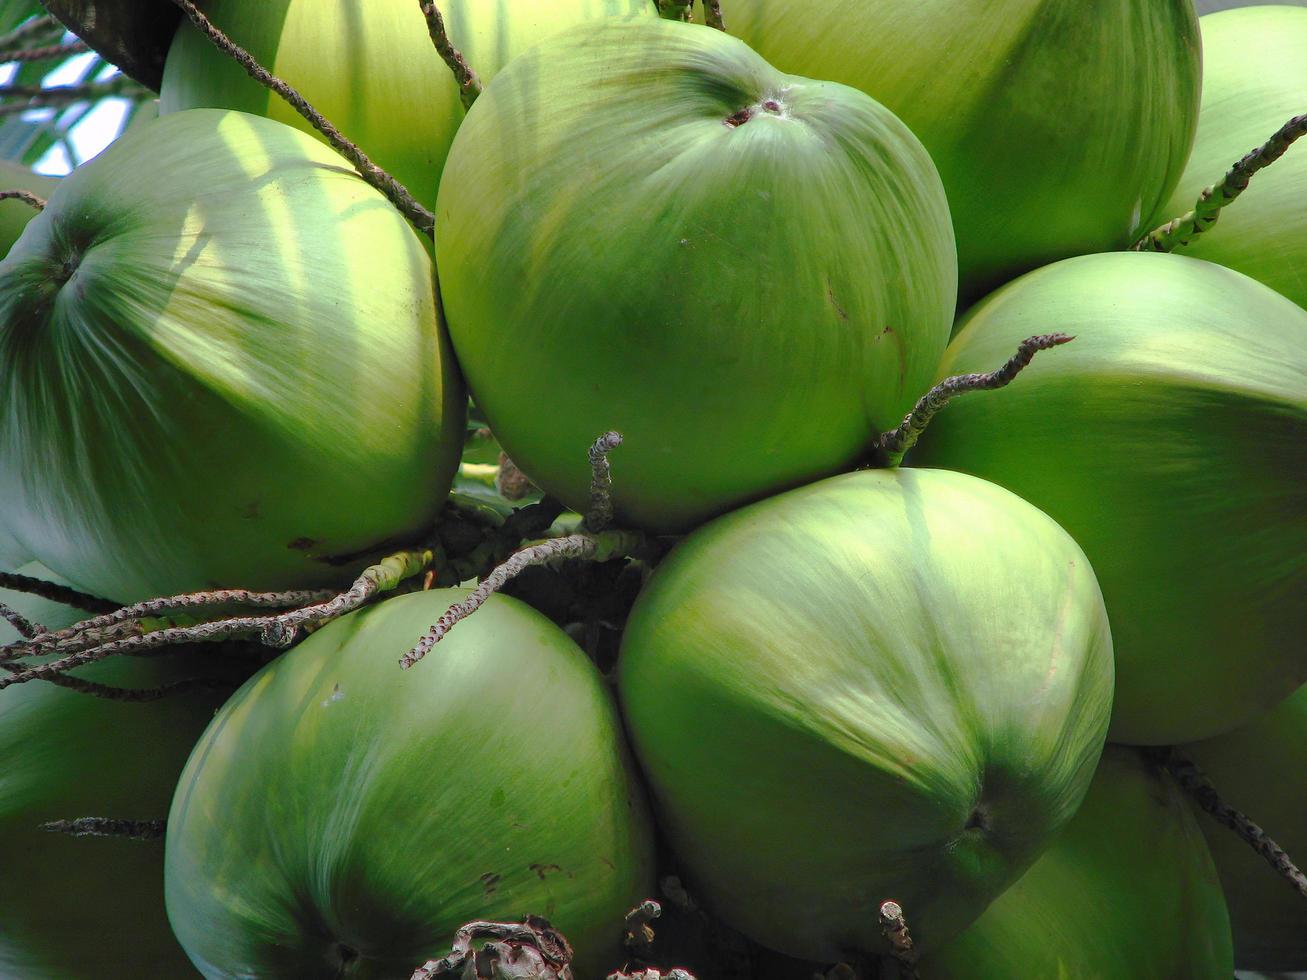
0,40,89,63
875,334,1073,466
1133,112,1307,253
410,917,574,979
40,817,165,841
586,430,623,532
0,572,118,614
703,0,725,31
0,600,39,638
1152,747,1307,903
165,0,436,238
0,189,46,210
418,2,482,111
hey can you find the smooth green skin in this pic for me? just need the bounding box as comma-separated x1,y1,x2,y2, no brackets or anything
1155,6,1307,310
165,588,655,979
618,468,1114,961
911,747,1233,979
700,0,1200,301
0,165,55,568
0,565,228,979
0,161,55,260
0,108,465,603
438,19,956,533
159,0,656,209
1184,683,1307,970
910,251,1307,745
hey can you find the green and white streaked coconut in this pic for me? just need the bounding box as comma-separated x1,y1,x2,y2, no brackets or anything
910,251,1307,745
1154,4,1307,310
910,747,1233,979
165,588,655,979
0,108,464,603
160,0,657,208
1183,683,1307,971
697,0,1201,300
0,566,236,979
618,468,1114,961
437,19,956,533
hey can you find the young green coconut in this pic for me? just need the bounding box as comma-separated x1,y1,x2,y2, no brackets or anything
902,746,1233,979
909,251,1307,746
1150,5,1307,311
0,108,465,603
692,0,1201,300
617,467,1114,962
164,588,655,978
436,18,957,534
158,0,656,208
0,565,238,979
1182,684,1307,971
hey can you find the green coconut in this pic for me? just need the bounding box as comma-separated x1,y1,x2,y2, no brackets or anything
909,251,1307,745
0,565,235,978
165,588,655,978
1183,683,1307,970
0,108,464,602
1153,5,1307,310
696,0,1200,300
618,467,1114,961
910,746,1233,979
159,0,656,209
437,19,956,533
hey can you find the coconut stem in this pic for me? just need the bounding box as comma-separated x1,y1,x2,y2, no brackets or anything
0,76,148,108
1,662,231,701
0,189,46,211
875,334,1073,466
878,901,920,979
411,917,574,980
656,0,695,22
702,1,726,30
401,432,639,667
165,0,437,238
1152,747,1307,903
0,15,63,51
0,550,435,687
418,2,483,111
0,39,88,63
0,600,40,638
39,817,165,841
0,572,118,614
1132,111,1307,253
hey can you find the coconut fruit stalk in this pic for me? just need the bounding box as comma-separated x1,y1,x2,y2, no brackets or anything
910,251,1307,745
165,588,655,979
0,108,465,602
908,747,1233,979
0,566,237,978
0,161,54,259
159,0,657,208
1183,684,1307,970
437,19,956,534
702,0,1201,301
618,468,1114,961
1152,5,1307,310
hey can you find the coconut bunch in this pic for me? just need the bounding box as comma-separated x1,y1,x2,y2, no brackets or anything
0,1,1304,978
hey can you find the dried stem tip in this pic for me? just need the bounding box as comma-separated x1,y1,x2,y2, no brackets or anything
879,900,920,978
703,0,726,31
0,600,40,639
418,2,483,111
586,430,623,532
1153,747,1307,903
166,0,436,238
876,333,1073,466
0,189,46,211
1133,111,1307,253
40,817,166,841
